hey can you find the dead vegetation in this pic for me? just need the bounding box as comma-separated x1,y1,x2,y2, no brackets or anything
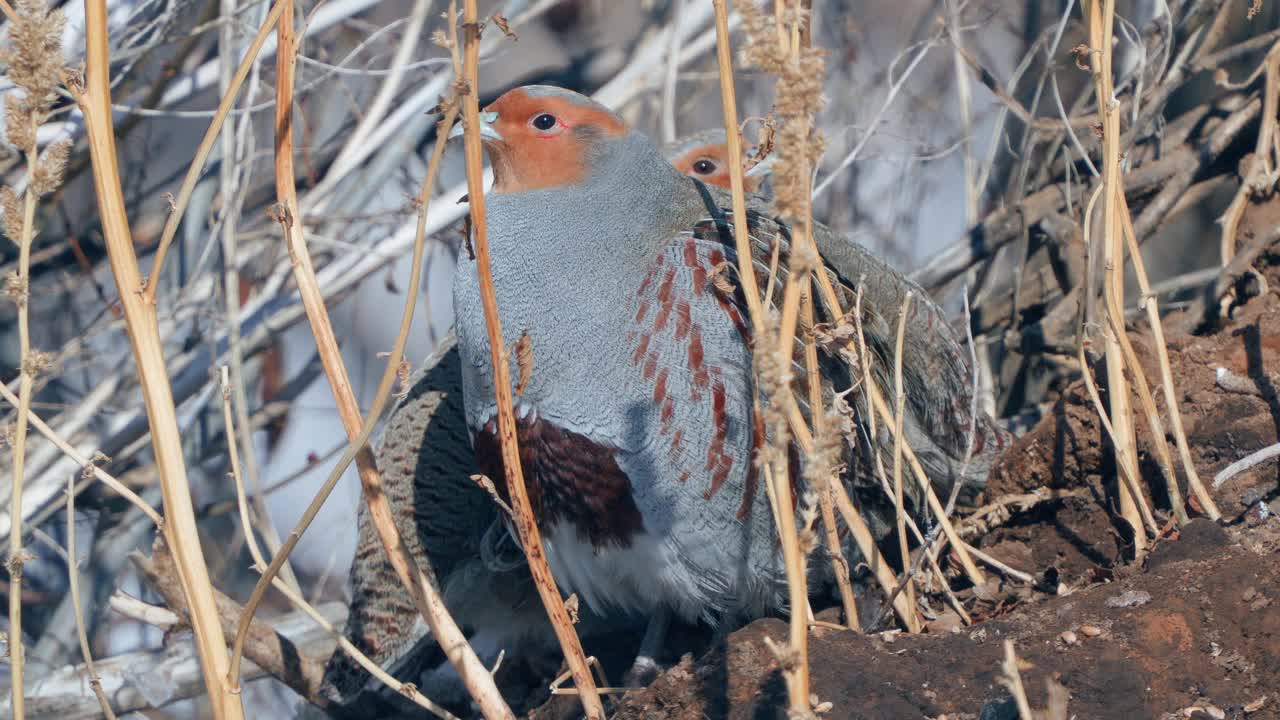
1,0,1279,718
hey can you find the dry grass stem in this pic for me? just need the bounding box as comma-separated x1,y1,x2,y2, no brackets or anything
999,640,1035,720
65,464,118,720
458,0,601,715
78,1,244,715
1119,188,1222,519
803,293,858,629
141,0,287,304
1086,0,1146,555
1,3,69,710
1218,43,1280,276
711,0,767,337
829,482,921,631
1076,341,1159,535
225,4,510,709
890,293,918,626
0,383,163,527
219,369,456,719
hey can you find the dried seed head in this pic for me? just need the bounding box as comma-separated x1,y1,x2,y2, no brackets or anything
708,260,737,295
2,0,68,104
30,138,70,196
736,0,827,222
1,186,24,243
5,270,27,306
4,94,35,154
22,348,53,376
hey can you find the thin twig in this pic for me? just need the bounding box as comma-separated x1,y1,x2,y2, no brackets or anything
1087,0,1146,556
0,384,163,527
220,369,456,719
65,464,118,719
1118,196,1220,520
712,0,767,337
226,4,510,708
803,293,858,629
79,2,244,715
456,0,602,714
891,293,918,626
660,0,685,144
1000,640,1035,720
1214,442,1280,489
142,0,287,304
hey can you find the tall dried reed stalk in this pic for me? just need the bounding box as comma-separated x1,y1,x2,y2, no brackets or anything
77,0,245,715
456,0,605,715
1085,0,1146,555
225,2,514,715
0,2,67,712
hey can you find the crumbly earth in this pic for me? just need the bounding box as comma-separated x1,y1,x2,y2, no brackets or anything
519,227,1280,719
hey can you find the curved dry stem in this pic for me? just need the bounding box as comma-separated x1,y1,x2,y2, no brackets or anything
1086,0,1146,555
456,0,602,715
0,384,163,527
142,0,288,304
65,466,119,719
890,293,917,626
79,3,243,715
220,369,457,719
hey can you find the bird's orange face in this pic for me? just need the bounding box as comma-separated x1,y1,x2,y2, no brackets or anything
668,143,761,192
475,88,627,194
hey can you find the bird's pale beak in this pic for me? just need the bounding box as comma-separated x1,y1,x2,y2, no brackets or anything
744,153,776,178
448,111,503,142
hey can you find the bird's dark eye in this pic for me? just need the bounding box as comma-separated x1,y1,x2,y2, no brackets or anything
532,113,558,131
692,159,717,175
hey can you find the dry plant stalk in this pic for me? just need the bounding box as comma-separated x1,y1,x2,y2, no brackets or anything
1085,0,1145,555
716,1,820,711
1117,200,1220,518
890,294,918,621
77,1,245,716
999,640,1035,720
458,0,603,715
141,0,287,303
219,370,456,719
0,383,163,527
65,463,118,719
0,3,66,710
1219,43,1280,275
802,294,858,628
227,3,512,714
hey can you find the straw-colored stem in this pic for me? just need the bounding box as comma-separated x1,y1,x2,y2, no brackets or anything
802,293,858,628
808,268,985,586
711,0,767,338
1001,640,1035,720
6,113,38,720
66,466,118,720
829,481,921,632
79,2,244,716
1076,341,1159,535
890,293,917,624
1086,0,1145,554
457,1,603,715
0,384,164,527
1118,198,1220,520
1097,255,1187,524
224,13,510,706
220,369,456,719
141,0,286,304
